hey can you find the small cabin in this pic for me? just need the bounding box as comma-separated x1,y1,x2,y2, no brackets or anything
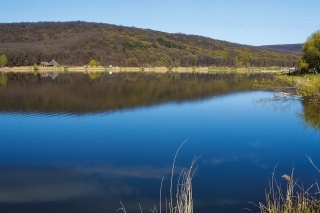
40,59,59,67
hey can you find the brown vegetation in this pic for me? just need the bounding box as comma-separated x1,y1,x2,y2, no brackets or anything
0,22,300,67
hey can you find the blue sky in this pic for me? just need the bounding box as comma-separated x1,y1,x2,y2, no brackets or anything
2,0,320,46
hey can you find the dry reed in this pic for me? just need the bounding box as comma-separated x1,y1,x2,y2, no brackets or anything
249,158,320,213
117,140,199,213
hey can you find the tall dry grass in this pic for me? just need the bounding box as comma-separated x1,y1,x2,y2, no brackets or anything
250,157,320,213
117,140,199,213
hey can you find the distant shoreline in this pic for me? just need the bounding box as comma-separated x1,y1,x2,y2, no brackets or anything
0,66,283,74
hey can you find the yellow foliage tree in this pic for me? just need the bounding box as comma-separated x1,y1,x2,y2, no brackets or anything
301,30,320,71
89,60,101,67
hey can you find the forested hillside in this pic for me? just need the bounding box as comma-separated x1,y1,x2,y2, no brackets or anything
258,44,303,53
0,21,301,67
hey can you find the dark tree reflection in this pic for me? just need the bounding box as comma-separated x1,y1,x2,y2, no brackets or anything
253,92,320,132
301,100,320,131
0,72,273,114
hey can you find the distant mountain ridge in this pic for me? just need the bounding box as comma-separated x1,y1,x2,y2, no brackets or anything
0,21,301,67
258,44,303,53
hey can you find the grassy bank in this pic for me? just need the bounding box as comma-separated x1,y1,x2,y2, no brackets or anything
253,74,320,104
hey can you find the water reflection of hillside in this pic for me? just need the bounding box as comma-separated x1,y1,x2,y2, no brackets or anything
0,72,273,114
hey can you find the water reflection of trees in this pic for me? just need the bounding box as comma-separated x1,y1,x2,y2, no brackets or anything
0,72,272,114
0,73,8,85
300,100,320,131
253,94,302,113
253,93,320,132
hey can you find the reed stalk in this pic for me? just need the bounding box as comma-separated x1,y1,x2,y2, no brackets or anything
118,141,199,213
252,161,320,213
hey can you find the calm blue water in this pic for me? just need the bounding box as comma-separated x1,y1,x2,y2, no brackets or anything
0,91,319,213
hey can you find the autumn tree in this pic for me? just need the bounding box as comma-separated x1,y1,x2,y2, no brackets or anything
0,54,8,67
298,58,309,71
89,59,100,67
126,57,140,66
301,30,320,71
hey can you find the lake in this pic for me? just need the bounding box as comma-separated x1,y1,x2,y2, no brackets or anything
0,72,319,213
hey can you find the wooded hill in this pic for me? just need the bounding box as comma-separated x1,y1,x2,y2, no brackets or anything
0,21,301,67
258,44,303,53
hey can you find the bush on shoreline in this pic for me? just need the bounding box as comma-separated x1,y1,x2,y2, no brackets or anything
253,74,320,104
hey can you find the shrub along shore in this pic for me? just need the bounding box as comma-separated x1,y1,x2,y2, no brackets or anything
253,74,320,104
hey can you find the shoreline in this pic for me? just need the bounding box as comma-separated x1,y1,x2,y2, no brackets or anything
0,66,283,74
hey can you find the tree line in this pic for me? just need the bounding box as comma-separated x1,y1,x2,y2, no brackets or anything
0,21,301,67
299,30,320,72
